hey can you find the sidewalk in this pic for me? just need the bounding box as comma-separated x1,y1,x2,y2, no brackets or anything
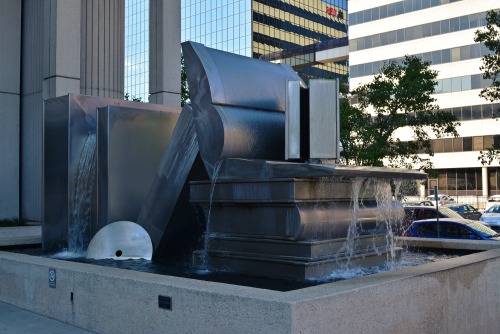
0,226,94,333
0,301,94,334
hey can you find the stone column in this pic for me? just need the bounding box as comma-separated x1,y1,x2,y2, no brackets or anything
0,0,21,219
482,166,489,197
19,0,82,221
20,0,124,221
42,0,82,99
149,0,181,106
80,0,124,98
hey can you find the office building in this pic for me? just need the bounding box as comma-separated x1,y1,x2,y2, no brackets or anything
125,0,349,99
180,0,348,81
349,0,500,198
125,0,149,102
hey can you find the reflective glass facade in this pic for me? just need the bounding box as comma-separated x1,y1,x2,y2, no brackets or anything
181,0,348,80
125,0,149,102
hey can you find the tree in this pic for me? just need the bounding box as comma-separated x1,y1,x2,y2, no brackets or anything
474,9,500,103
339,55,459,170
124,93,143,102
181,54,190,106
475,10,500,165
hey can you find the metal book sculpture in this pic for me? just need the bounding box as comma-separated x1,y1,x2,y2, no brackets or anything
43,42,426,280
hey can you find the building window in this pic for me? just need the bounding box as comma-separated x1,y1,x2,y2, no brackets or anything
350,11,487,52
473,136,483,151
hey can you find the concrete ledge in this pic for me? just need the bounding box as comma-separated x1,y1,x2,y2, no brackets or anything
1,249,499,333
0,226,41,246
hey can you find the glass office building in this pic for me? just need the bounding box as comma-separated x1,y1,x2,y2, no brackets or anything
125,0,149,102
181,0,348,81
125,0,348,100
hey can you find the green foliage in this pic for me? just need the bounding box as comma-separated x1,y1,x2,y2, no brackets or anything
181,54,190,106
478,144,500,165
339,55,459,170
474,10,500,165
124,93,143,102
0,218,26,227
474,9,500,103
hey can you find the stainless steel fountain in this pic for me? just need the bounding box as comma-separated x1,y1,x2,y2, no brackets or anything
42,42,426,280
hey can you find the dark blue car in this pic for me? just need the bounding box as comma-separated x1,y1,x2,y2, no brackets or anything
403,218,500,241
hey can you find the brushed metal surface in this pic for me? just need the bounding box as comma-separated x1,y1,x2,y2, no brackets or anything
192,201,385,241
193,246,402,280
96,105,179,229
214,158,427,180
181,41,305,177
206,234,389,259
285,80,301,160
190,179,359,203
86,221,152,260
136,105,208,258
43,94,181,253
309,79,339,159
182,41,305,112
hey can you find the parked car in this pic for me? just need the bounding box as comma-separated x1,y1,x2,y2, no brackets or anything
479,204,500,232
444,204,482,221
425,194,455,206
404,206,463,225
485,195,500,211
402,200,434,207
403,218,500,241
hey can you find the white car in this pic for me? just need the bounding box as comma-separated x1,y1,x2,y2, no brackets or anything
425,194,455,207
485,195,500,211
479,204,500,232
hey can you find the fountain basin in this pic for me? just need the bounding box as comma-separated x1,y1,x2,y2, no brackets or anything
1,249,499,333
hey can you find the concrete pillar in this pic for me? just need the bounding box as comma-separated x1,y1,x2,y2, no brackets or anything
149,0,181,106
20,0,124,221
80,0,124,98
482,166,489,197
42,0,82,99
0,0,21,219
20,0,82,221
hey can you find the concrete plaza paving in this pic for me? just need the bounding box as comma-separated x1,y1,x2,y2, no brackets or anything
0,301,94,334
0,226,95,333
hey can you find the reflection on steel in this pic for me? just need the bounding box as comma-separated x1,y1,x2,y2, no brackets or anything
215,158,427,180
86,221,152,260
309,79,340,159
43,94,180,253
181,41,305,177
285,80,301,160
190,159,424,279
97,105,179,230
136,105,208,258
191,159,423,241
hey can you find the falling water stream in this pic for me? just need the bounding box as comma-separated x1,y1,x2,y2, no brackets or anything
68,132,97,255
36,151,461,290
198,160,223,271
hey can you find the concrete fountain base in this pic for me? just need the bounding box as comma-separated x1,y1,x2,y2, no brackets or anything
1,249,499,334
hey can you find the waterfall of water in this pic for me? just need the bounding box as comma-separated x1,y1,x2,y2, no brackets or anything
69,132,97,255
336,177,366,267
199,160,223,270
